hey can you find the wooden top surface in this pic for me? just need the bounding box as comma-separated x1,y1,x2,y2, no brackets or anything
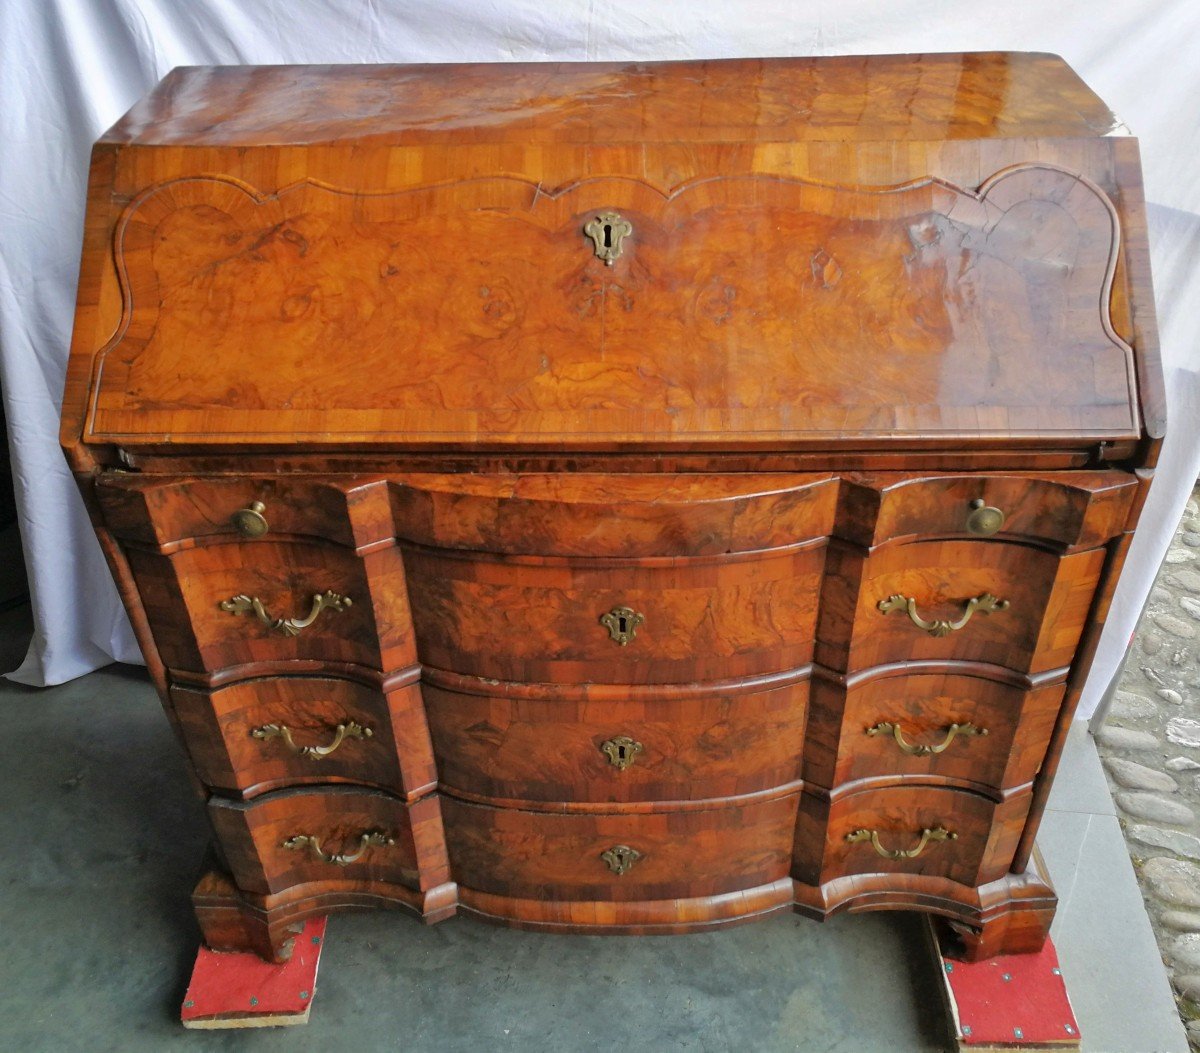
102,53,1124,148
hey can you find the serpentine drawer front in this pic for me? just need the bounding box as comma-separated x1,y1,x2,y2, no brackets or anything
171,676,436,800
63,55,1162,968
805,670,1065,794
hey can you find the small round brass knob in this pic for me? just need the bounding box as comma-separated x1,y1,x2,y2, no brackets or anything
966,498,1005,537
231,501,269,538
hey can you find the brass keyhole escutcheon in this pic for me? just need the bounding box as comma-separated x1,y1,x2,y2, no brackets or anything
600,605,644,646
584,211,632,266
231,500,269,538
600,844,643,875
600,735,644,771
966,498,1005,536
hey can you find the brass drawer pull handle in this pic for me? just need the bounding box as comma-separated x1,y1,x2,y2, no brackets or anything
584,211,632,265
282,830,394,867
600,844,643,875
252,720,373,759
219,590,353,637
600,735,644,771
877,592,1008,637
866,721,988,756
966,498,1005,537
600,605,644,646
230,500,269,538
845,826,957,860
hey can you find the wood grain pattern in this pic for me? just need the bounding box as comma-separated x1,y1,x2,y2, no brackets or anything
1012,524,1139,872
792,845,1057,962
457,879,796,934
100,55,1123,148
805,669,1064,794
817,539,1107,674
86,166,1135,448
117,448,1123,475
192,861,457,962
404,543,826,684
61,59,1163,473
127,540,414,673
172,673,436,800
792,785,1031,888
207,787,450,898
442,792,799,905
836,471,1137,550
59,56,1166,965
102,463,1119,958
423,670,808,806
97,473,393,550
390,472,838,557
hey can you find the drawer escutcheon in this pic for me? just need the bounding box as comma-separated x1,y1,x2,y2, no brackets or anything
219,590,352,637
877,593,1008,637
251,720,373,759
845,826,957,859
599,605,644,646
600,844,643,875
600,735,644,771
866,721,988,756
281,829,394,867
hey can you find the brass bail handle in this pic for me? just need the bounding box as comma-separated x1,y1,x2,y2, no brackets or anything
219,589,352,637
877,592,1008,637
281,830,394,867
252,720,373,759
845,826,957,860
866,721,988,756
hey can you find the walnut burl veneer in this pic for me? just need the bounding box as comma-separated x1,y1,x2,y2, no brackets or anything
62,54,1162,965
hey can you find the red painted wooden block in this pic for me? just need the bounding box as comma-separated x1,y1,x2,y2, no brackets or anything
932,921,1080,1051
181,917,327,1029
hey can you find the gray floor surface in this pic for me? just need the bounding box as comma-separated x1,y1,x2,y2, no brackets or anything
0,604,1188,1052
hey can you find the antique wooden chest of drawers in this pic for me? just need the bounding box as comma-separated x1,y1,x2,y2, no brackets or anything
61,53,1163,964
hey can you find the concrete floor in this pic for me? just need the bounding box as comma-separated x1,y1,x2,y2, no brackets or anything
0,604,1188,1052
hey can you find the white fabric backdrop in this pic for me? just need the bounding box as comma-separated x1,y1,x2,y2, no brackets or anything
2,0,1198,716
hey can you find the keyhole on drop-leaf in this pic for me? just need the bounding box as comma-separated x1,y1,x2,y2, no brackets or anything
584,212,632,265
